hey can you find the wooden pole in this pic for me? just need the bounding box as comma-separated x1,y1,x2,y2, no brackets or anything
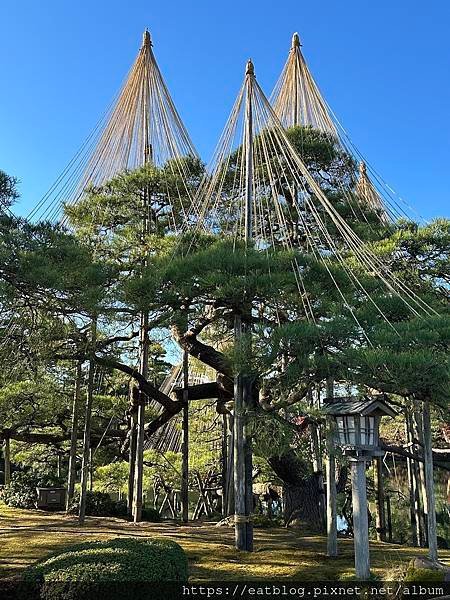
233,313,246,550
422,401,438,562
351,459,370,580
79,319,97,525
386,494,393,542
243,372,254,551
413,405,428,545
233,59,255,552
221,415,229,517
132,70,152,522
66,361,82,510
405,409,420,546
326,416,338,556
325,378,337,556
181,350,189,522
3,435,11,486
373,456,386,542
127,411,137,519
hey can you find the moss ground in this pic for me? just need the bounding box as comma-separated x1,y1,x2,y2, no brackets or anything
0,504,448,581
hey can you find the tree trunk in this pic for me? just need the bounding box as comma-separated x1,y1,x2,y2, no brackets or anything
66,361,82,510
79,320,96,525
422,400,438,562
268,451,325,531
373,456,386,542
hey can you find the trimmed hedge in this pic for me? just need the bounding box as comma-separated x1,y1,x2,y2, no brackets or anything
23,537,188,600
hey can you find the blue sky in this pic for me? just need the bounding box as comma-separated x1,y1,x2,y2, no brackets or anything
1,0,449,219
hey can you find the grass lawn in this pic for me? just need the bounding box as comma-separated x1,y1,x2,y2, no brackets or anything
0,503,448,581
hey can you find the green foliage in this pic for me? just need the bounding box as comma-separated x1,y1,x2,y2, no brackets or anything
251,514,283,528
68,491,126,518
0,170,19,208
141,507,162,523
1,471,64,509
23,537,188,599
403,566,445,583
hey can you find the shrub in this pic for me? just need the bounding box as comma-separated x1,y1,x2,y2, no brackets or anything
141,507,162,522
1,471,64,509
403,567,445,583
252,514,282,528
22,537,188,600
68,491,119,517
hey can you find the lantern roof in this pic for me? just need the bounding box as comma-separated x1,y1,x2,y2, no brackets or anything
323,394,396,418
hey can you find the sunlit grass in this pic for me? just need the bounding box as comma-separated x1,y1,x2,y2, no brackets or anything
0,504,448,581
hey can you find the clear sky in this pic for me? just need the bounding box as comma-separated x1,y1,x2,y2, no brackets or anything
1,0,449,219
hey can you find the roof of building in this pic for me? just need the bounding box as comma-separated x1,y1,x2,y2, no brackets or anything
323,394,397,418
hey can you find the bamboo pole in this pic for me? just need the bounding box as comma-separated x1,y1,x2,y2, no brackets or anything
66,361,82,510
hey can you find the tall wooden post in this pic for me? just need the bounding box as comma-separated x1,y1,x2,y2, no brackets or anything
291,33,300,125
133,31,152,523
127,411,137,519
351,458,370,580
234,314,247,549
413,405,428,545
79,320,97,525
373,456,386,542
422,401,438,562
233,59,255,552
3,435,11,486
405,409,421,546
181,350,189,522
221,415,229,517
67,361,82,510
326,416,337,556
325,378,337,556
